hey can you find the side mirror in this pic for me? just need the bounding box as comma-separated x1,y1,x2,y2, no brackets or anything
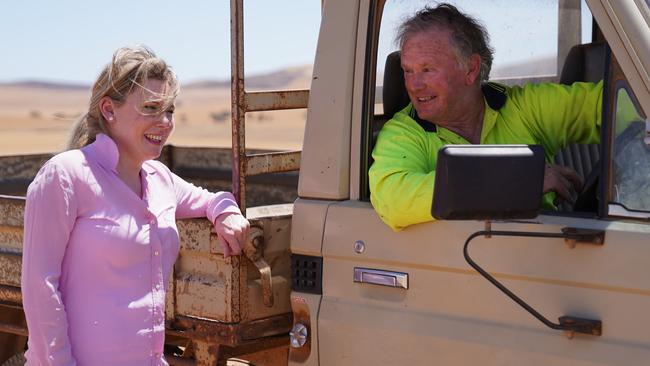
431,145,545,220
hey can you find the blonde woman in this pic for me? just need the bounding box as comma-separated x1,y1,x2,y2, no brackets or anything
21,46,248,365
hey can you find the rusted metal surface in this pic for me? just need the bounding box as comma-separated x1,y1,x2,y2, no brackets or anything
175,218,241,323
245,90,310,111
166,355,197,366
171,316,240,346
192,340,220,365
238,313,292,341
243,227,274,307
246,151,301,176
231,0,247,211
0,225,23,252
288,294,312,363
171,313,292,348
0,285,22,306
0,197,26,291
0,304,28,362
0,323,28,337
0,304,28,337
246,204,293,221
0,196,25,227
245,216,292,321
0,154,51,196
0,154,51,180
0,148,299,208
0,252,21,287
229,0,306,211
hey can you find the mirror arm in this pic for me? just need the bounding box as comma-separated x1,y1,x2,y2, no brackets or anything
464,227,604,338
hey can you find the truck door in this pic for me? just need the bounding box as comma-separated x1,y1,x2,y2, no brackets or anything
296,0,650,365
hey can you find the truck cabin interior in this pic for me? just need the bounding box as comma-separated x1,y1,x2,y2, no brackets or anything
374,39,609,215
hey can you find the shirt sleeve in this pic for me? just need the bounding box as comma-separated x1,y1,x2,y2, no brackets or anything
514,81,603,156
369,112,436,231
21,162,77,365
171,171,242,223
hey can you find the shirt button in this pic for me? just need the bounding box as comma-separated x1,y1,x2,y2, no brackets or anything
154,251,160,256
155,284,161,290
154,352,161,358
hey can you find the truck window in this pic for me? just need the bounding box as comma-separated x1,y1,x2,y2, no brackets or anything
610,86,650,212
365,0,598,202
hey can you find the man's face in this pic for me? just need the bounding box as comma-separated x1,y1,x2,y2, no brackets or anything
401,28,472,124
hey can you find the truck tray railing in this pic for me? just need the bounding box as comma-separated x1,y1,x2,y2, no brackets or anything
231,0,308,212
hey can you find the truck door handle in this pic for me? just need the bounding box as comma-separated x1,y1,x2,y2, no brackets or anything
353,268,408,289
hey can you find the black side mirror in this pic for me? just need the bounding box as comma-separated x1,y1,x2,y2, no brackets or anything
431,145,545,220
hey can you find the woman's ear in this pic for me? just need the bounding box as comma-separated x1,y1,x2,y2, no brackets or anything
99,96,115,123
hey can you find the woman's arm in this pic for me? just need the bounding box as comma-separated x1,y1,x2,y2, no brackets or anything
171,171,249,256
21,162,77,365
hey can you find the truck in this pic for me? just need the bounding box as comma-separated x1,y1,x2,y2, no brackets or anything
1,0,650,364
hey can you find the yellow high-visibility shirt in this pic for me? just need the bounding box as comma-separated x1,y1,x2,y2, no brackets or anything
369,81,603,231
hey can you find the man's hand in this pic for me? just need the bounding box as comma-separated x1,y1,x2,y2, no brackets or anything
543,163,583,205
213,212,250,257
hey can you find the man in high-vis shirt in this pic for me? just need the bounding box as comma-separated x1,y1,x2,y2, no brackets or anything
369,3,602,231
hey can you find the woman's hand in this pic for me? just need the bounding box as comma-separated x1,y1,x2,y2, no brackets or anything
213,212,250,257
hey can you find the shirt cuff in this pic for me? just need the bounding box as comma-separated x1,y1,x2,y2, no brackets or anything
207,191,242,223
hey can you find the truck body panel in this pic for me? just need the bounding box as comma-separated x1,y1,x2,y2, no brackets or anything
289,0,650,364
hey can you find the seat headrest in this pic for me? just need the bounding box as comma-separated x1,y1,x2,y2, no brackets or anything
559,42,607,84
383,51,411,118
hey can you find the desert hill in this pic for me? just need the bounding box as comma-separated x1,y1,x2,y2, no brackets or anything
0,55,556,156
0,65,313,155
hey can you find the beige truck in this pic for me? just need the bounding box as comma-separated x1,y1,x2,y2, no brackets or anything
1,0,650,365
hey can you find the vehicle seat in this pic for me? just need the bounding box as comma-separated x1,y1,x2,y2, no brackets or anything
382,51,410,120
554,42,606,211
554,42,606,181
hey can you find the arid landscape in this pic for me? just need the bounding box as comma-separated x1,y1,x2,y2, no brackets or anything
0,55,556,157
0,65,313,156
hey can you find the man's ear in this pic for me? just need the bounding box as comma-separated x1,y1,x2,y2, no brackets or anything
465,54,482,85
99,96,115,123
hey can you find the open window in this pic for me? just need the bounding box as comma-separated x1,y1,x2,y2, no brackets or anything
361,0,602,206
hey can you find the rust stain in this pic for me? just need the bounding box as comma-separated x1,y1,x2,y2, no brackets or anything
0,197,26,227
288,297,311,363
0,253,22,287
0,285,22,305
246,151,301,176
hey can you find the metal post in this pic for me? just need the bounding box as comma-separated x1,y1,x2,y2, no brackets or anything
230,0,247,212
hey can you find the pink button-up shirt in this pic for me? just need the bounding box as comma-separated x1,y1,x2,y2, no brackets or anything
21,134,241,365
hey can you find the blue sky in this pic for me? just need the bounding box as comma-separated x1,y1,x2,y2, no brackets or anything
0,0,321,84
1,1,591,84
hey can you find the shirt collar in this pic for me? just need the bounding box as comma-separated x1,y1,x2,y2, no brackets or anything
407,82,508,136
82,133,157,174
480,82,508,142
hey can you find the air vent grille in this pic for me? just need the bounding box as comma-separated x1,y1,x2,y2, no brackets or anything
291,254,323,294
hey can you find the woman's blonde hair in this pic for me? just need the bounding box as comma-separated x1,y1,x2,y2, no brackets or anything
67,45,179,150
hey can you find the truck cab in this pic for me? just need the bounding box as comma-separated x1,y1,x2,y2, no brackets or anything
290,0,650,364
